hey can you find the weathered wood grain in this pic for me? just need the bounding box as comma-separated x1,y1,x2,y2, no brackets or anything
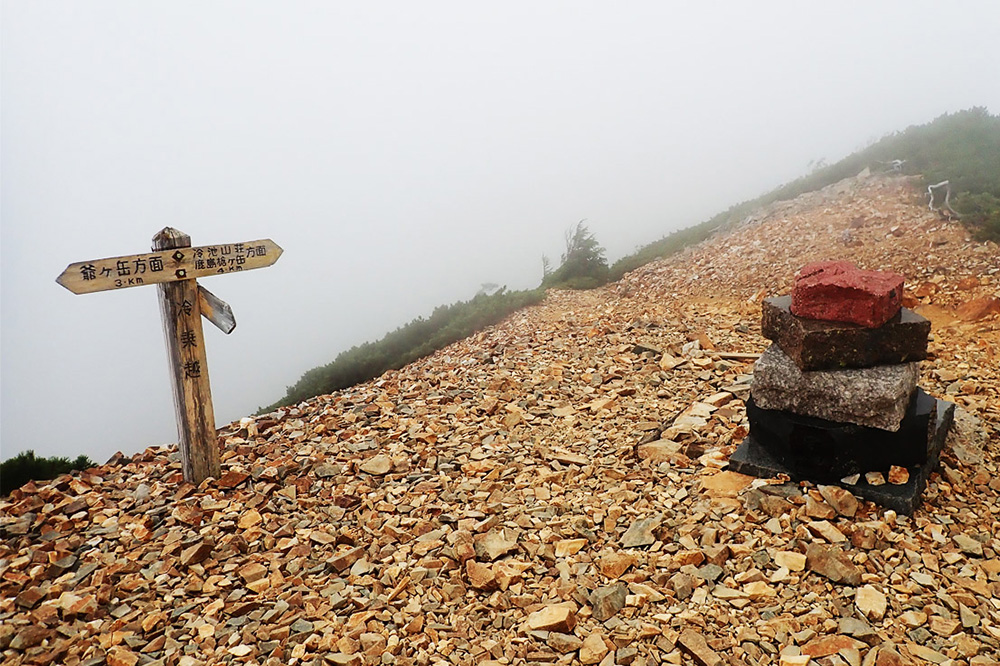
154,227,221,483
198,285,237,335
56,239,282,294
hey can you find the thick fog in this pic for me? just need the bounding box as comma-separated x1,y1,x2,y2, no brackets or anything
3,2,999,464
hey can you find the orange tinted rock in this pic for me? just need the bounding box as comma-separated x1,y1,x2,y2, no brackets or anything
956,297,1000,321
701,471,754,497
526,605,576,633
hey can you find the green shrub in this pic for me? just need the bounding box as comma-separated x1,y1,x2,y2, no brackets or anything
542,221,610,289
954,191,1000,241
1,450,95,495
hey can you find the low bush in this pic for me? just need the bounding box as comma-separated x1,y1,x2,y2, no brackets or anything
1,450,95,495
260,287,544,412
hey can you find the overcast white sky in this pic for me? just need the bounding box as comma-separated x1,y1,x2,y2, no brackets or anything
3,1,999,465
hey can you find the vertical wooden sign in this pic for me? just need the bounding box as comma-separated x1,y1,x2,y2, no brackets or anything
57,227,283,484
153,228,220,482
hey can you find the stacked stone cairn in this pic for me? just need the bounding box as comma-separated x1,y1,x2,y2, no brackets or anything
729,260,955,514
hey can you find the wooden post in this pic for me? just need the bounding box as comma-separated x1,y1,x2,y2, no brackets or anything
153,227,221,482
58,229,281,486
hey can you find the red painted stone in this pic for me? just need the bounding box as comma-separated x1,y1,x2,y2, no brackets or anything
791,261,904,327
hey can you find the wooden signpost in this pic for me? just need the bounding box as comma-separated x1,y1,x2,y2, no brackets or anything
57,228,282,483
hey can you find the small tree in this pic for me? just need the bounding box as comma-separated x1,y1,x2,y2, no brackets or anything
543,221,610,289
476,282,501,296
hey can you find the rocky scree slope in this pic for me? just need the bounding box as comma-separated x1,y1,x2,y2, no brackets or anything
2,173,1000,666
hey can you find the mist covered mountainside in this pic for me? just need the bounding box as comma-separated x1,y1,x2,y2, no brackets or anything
264,108,1000,413
2,155,999,663
609,107,1000,279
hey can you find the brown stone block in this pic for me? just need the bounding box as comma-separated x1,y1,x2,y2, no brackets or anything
762,296,929,370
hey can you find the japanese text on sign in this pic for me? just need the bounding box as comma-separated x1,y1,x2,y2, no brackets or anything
57,238,282,295
193,243,268,273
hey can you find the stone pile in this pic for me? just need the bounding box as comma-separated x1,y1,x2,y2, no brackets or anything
730,261,955,513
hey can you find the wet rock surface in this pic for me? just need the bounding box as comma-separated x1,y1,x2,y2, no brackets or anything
762,296,930,371
751,345,919,431
2,174,999,666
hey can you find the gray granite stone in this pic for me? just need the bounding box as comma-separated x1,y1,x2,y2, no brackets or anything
751,344,918,431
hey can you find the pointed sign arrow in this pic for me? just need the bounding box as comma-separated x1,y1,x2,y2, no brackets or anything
198,286,236,335
56,239,282,295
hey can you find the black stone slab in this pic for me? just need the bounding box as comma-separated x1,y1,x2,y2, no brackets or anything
728,398,954,515
746,388,935,481
762,295,930,371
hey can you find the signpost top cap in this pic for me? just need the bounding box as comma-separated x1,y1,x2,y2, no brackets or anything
153,227,192,247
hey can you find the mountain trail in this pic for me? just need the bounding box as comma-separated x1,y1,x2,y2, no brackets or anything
3,174,999,666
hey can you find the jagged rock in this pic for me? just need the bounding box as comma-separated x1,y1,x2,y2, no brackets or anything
954,533,984,557
817,485,859,518
773,551,806,571
839,617,878,645
855,585,887,620
465,560,497,590
359,454,391,475
527,605,576,633
670,572,696,600
598,551,635,578
579,632,609,665
701,470,754,497
887,465,909,485
621,515,660,548
180,540,213,566
806,544,862,585
801,634,867,657
873,645,912,666
805,494,836,519
588,584,627,621
107,647,139,666
636,439,682,462
474,530,517,561
547,632,583,653
678,629,723,666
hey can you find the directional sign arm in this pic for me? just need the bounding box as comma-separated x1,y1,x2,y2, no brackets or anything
198,285,236,334
57,238,283,295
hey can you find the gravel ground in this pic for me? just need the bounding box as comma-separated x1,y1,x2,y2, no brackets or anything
2,174,999,666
